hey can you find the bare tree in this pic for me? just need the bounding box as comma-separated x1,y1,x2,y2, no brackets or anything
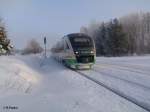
22,39,43,55
120,12,150,55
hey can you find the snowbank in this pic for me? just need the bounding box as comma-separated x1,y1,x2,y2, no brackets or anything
0,55,41,94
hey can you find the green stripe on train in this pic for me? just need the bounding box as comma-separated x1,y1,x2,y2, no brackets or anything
64,58,76,66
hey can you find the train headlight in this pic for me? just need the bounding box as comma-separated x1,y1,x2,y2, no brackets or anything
91,51,94,54
75,51,79,54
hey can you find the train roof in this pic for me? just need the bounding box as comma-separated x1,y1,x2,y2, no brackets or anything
66,33,91,38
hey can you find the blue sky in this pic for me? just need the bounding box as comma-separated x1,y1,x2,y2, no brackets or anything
0,0,150,49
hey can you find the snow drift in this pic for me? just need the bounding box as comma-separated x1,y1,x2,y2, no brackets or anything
0,55,41,94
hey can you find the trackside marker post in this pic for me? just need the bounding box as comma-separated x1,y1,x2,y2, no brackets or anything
44,37,47,58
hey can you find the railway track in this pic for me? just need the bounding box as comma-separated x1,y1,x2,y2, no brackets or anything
72,69,150,112
95,63,150,76
93,68,150,90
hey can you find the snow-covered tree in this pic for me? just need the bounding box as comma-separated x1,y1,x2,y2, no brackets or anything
0,25,13,55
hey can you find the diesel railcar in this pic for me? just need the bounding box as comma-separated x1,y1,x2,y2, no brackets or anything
51,33,96,69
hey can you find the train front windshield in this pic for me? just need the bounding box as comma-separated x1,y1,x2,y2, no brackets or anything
69,36,94,50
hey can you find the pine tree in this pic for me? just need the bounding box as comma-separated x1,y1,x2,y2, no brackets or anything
95,23,106,56
109,19,128,56
105,20,114,56
0,27,13,55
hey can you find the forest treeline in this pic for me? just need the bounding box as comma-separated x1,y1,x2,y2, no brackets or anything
80,12,150,56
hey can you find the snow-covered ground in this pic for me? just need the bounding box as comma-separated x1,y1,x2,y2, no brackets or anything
0,55,150,112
